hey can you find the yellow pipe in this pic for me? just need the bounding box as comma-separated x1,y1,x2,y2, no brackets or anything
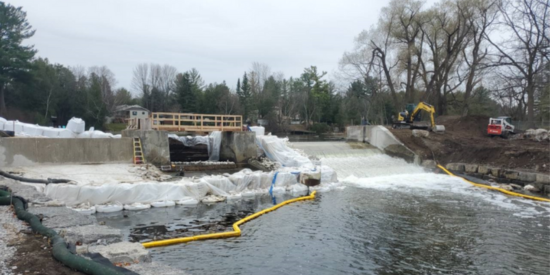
142,191,317,248
437,164,550,203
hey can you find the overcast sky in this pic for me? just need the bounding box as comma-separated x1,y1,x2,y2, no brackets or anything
12,0,391,94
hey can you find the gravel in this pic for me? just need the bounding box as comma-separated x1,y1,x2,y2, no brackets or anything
0,206,28,275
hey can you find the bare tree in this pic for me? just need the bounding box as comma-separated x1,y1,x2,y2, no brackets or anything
486,0,549,126
419,0,473,115
458,0,498,116
132,63,149,96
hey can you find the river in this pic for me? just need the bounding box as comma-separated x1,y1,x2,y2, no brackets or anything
97,141,550,275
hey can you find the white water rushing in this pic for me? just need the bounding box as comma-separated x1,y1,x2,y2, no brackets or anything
291,141,550,220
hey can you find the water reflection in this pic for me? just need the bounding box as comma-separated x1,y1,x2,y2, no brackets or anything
98,187,550,275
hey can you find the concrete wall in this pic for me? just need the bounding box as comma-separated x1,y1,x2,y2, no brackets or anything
220,131,257,163
0,138,133,167
346,125,417,163
122,130,171,166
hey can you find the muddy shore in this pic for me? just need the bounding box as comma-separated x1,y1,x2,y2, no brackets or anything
390,115,550,171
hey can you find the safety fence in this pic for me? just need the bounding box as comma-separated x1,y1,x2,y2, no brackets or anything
150,112,242,132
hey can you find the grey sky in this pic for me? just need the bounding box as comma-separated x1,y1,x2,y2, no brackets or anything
12,0,388,94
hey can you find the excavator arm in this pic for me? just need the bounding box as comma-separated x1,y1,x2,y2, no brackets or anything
408,102,436,129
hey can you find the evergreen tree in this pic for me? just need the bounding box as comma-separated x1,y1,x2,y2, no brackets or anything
0,3,36,115
175,72,196,112
240,72,251,120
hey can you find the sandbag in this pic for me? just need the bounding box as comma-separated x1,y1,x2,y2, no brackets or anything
175,197,199,205
124,203,151,211
59,129,77,138
249,126,265,136
67,117,86,134
151,201,175,208
96,203,123,213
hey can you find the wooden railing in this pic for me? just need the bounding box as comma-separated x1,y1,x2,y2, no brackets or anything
150,112,243,132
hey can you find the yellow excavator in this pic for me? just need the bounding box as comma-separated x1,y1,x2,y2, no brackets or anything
392,102,445,132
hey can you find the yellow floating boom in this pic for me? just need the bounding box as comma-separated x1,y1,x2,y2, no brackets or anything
437,164,550,203
142,191,317,248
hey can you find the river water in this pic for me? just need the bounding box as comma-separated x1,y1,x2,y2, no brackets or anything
98,142,550,275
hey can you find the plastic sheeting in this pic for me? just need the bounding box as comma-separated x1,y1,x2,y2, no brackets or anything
256,135,312,167
209,131,222,161
169,131,222,161
42,164,338,208
0,116,119,138
168,134,209,147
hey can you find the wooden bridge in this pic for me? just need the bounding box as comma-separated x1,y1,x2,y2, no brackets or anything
137,112,243,132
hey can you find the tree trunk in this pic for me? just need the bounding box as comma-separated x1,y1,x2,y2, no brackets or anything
0,85,6,116
526,80,535,128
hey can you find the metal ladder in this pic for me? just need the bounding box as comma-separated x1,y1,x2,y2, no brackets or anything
133,137,145,165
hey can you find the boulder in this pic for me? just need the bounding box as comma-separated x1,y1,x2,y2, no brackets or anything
478,165,490,174
88,242,151,264
412,129,429,138
446,163,465,172
536,173,550,184
523,184,540,192
518,172,537,182
502,170,519,180
464,164,479,173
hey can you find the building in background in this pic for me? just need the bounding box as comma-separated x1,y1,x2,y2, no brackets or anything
113,105,150,123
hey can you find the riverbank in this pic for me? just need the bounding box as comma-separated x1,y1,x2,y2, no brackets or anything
390,116,550,195
0,176,185,274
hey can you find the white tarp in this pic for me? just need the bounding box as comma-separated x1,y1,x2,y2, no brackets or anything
0,116,119,138
43,165,339,207
256,135,312,167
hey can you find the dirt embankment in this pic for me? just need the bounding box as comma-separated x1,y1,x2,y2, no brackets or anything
390,115,550,171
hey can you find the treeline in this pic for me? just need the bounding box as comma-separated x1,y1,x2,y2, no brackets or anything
340,0,549,127
1,0,548,132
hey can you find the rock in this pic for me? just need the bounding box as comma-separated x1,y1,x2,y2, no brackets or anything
518,172,537,182
422,160,436,169
536,173,550,184
75,245,89,254
478,165,490,174
60,224,123,245
510,184,523,190
412,129,429,138
498,184,513,191
490,168,501,177
523,184,540,192
446,163,465,172
464,164,478,173
503,170,519,180
88,242,151,264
